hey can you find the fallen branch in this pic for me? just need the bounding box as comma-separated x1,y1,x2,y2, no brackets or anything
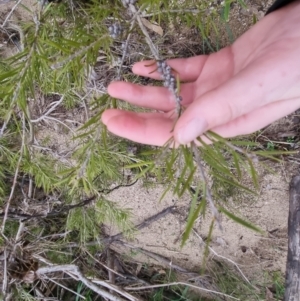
112,241,229,300
0,181,139,221
30,94,65,123
36,264,136,301
2,248,8,300
124,281,239,300
115,240,196,275
284,175,300,301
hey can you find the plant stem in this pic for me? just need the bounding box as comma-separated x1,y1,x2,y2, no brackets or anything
192,142,222,230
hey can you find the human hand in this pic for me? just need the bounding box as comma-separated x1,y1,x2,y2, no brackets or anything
102,1,300,146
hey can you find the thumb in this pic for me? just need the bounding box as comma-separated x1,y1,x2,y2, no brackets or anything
173,89,235,144
173,80,252,144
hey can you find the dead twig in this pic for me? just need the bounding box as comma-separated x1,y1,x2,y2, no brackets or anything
124,281,239,300
108,205,176,242
85,249,127,279
127,4,159,59
192,228,252,286
30,94,65,123
90,278,142,301
0,181,140,221
107,248,116,292
2,248,8,300
0,195,97,221
141,8,205,17
116,19,136,80
36,264,135,301
1,0,23,28
114,240,197,275
45,276,86,300
1,114,26,234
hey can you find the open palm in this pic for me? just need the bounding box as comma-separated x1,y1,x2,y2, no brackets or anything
102,1,300,146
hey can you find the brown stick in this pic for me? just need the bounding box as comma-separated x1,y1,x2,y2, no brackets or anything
108,205,177,242
65,205,177,248
284,175,300,301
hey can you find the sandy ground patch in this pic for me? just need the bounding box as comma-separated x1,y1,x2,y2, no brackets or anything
106,159,295,283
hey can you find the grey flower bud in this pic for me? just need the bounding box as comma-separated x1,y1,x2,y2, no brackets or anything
156,60,162,67
176,96,182,102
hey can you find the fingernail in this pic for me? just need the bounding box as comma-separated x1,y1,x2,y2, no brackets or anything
176,118,207,144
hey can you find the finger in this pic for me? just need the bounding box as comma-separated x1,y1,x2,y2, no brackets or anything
102,98,300,147
107,81,195,111
132,56,208,82
102,108,123,125
102,108,163,124
173,51,300,144
210,97,300,138
102,110,174,146
132,47,234,101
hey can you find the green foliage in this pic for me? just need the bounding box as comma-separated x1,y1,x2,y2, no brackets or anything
148,269,195,301
213,269,285,301
76,282,93,301
0,137,17,198
3,219,20,240
22,149,64,193
212,261,260,300
150,130,283,244
67,197,133,242
219,207,262,233
271,271,285,300
13,287,38,301
46,247,73,265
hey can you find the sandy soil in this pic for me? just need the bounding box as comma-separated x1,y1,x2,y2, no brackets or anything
106,160,294,280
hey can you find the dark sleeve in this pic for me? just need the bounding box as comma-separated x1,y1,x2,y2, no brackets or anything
266,0,298,14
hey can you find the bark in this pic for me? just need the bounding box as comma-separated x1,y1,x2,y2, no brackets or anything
284,175,300,301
